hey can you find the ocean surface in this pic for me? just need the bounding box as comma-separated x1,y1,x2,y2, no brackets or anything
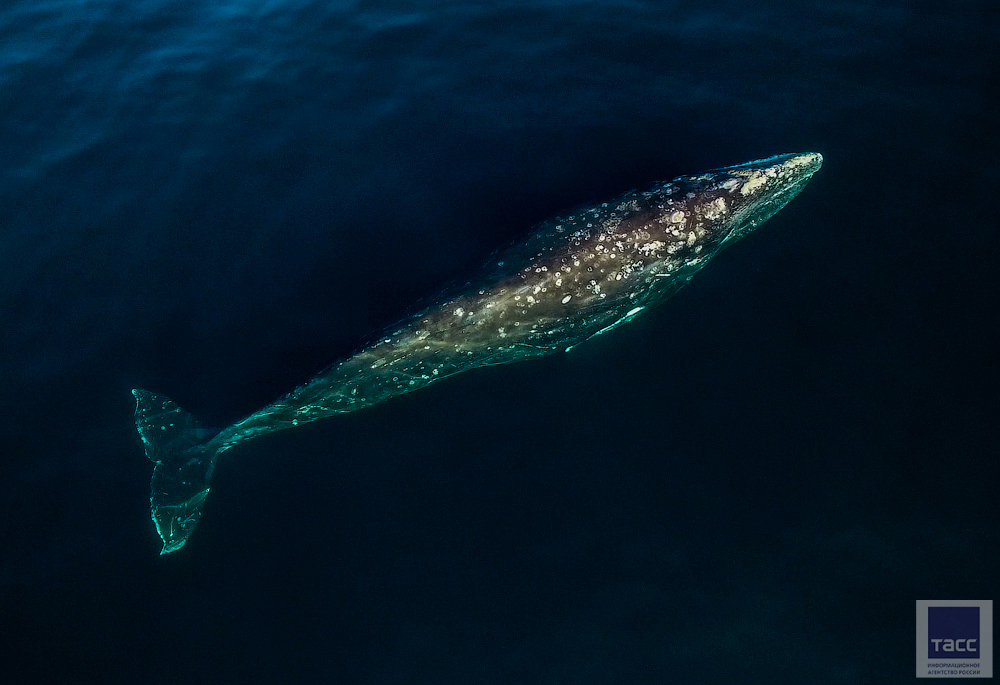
1,0,997,682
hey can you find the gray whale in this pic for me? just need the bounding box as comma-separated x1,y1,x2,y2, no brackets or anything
133,152,823,554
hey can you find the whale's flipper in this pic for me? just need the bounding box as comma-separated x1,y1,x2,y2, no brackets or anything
132,389,219,554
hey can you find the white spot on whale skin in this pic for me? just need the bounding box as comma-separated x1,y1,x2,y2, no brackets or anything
454,307,465,317
638,240,665,255
561,295,572,304
741,173,767,195
703,197,727,220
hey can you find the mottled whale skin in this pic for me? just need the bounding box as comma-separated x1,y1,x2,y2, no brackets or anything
133,152,822,554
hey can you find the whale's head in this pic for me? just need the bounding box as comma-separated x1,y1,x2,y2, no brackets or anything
715,152,823,247
654,152,823,257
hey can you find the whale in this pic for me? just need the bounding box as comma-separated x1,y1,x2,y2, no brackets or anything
133,152,823,554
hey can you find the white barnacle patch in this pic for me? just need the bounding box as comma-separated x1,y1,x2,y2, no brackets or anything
670,211,685,223
740,172,767,195
638,240,665,256
703,197,727,220
454,307,465,317
561,295,572,304
721,177,740,191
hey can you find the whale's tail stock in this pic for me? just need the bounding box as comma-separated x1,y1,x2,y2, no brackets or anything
132,389,220,554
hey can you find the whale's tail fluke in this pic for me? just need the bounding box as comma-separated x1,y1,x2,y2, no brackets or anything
132,389,220,554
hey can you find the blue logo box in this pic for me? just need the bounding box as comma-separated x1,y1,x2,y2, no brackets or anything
929,607,980,659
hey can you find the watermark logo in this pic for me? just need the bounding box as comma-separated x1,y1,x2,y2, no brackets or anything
917,600,993,678
929,607,980,659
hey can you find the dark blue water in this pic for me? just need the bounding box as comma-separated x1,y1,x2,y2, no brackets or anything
1,0,997,682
